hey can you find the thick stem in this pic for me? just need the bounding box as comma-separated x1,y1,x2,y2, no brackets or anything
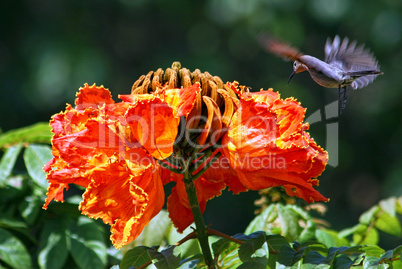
182,162,215,268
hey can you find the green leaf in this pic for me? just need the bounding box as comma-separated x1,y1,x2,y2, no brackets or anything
303,250,325,265
277,244,297,266
0,122,52,148
23,144,53,190
379,197,397,217
362,255,388,269
315,229,348,248
245,204,276,234
178,254,204,269
0,227,32,269
333,254,353,269
359,205,380,225
0,144,22,184
374,212,401,236
289,205,316,243
266,234,290,252
166,217,200,257
148,245,181,269
0,215,33,241
132,209,171,247
352,225,379,245
237,260,267,269
238,232,267,263
38,220,68,269
18,195,42,225
68,216,107,269
277,204,302,241
343,245,385,257
120,246,153,269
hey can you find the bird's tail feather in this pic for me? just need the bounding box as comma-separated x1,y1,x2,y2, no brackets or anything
346,70,383,76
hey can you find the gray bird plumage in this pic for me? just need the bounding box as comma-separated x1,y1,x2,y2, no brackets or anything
259,34,383,114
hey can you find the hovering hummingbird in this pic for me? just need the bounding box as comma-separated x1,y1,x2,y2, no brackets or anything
259,35,383,114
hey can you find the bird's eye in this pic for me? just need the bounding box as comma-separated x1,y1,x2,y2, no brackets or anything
294,62,297,66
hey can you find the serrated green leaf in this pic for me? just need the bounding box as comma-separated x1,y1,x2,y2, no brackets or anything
238,232,267,263
359,205,380,225
0,122,52,148
120,246,153,269
38,220,68,269
148,245,181,269
0,144,22,184
374,212,401,236
68,216,107,269
0,227,32,269
23,144,52,190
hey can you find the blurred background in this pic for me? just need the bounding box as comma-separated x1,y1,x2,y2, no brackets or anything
1,0,401,248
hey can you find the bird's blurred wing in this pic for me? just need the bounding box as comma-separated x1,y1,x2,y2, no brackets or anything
259,34,303,61
325,35,380,72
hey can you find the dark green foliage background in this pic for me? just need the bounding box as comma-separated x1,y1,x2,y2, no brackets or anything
1,0,401,251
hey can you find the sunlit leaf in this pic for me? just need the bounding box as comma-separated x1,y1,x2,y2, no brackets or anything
277,204,301,241
374,212,401,236
0,227,32,269
352,225,379,245
362,255,388,269
238,232,267,262
245,204,276,234
120,246,153,269
359,206,380,225
178,254,204,269
23,144,52,190
315,229,349,248
0,122,52,148
0,144,22,184
148,245,181,269
379,197,397,217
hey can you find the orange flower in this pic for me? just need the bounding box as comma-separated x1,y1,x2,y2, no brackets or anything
44,65,328,249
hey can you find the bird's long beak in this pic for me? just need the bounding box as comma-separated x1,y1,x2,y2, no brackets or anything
288,71,295,83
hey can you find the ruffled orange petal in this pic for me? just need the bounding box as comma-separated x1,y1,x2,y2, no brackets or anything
223,87,328,203
75,83,114,110
79,160,164,249
125,97,179,160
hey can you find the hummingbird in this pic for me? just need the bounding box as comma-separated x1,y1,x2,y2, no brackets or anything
259,35,383,114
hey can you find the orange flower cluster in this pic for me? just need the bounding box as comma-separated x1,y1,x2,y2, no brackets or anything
43,70,328,249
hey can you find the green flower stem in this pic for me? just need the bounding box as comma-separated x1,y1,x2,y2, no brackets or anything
182,160,215,269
